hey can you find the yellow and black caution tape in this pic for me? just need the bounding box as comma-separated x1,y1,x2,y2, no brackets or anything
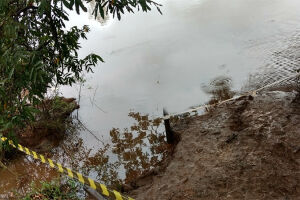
0,137,134,200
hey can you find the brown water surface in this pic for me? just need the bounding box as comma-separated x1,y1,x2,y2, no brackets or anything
0,156,58,199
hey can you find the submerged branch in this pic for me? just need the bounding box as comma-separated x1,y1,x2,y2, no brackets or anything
0,161,18,177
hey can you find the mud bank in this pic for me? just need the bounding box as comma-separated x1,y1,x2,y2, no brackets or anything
0,97,79,199
129,90,300,200
17,97,79,152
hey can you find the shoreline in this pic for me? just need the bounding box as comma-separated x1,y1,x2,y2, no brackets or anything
128,88,300,200
1,85,299,199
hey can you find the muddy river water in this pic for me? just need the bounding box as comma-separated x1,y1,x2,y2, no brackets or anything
1,0,300,198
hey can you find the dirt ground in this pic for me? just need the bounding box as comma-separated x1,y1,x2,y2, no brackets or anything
129,90,300,200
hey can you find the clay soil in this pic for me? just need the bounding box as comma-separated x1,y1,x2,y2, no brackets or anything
129,90,300,200
16,97,79,152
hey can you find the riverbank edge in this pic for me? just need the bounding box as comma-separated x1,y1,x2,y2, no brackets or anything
127,86,300,200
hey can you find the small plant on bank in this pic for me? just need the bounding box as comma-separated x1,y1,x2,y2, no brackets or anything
22,179,80,200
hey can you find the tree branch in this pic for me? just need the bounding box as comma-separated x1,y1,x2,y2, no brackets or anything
16,5,38,16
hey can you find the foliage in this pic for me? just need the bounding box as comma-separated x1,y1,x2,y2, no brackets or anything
0,133,18,154
22,179,80,200
0,0,161,141
0,134,3,160
44,96,78,119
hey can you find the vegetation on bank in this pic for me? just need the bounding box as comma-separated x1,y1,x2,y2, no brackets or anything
21,179,80,200
19,96,80,147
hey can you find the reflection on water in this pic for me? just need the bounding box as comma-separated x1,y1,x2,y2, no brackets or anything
83,144,121,187
109,112,167,183
202,76,235,105
52,112,167,188
0,156,58,199
82,112,167,186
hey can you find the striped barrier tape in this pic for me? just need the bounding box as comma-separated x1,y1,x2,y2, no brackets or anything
0,137,134,200
163,72,300,119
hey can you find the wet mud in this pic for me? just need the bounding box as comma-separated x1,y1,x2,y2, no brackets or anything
0,156,59,199
129,89,300,200
16,97,80,151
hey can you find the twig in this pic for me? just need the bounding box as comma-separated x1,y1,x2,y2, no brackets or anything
88,85,107,113
91,85,99,106
0,161,18,177
76,118,105,146
77,82,82,120
94,99,107,113
84,185,106,200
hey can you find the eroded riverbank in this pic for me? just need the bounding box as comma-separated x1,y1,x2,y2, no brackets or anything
129,88,300,200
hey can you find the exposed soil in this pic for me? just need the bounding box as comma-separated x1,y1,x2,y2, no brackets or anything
129,90,300,200
0,97,79,199
16,97,79,152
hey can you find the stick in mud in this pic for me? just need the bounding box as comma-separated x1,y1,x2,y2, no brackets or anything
0,161,18,177
84,185,106,200
163,108,176,144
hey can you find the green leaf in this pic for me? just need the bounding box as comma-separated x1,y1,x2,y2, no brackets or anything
74,0,87,14
99,4,105,18
8,67,14,79
62,0,73,9
29,67,35,80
